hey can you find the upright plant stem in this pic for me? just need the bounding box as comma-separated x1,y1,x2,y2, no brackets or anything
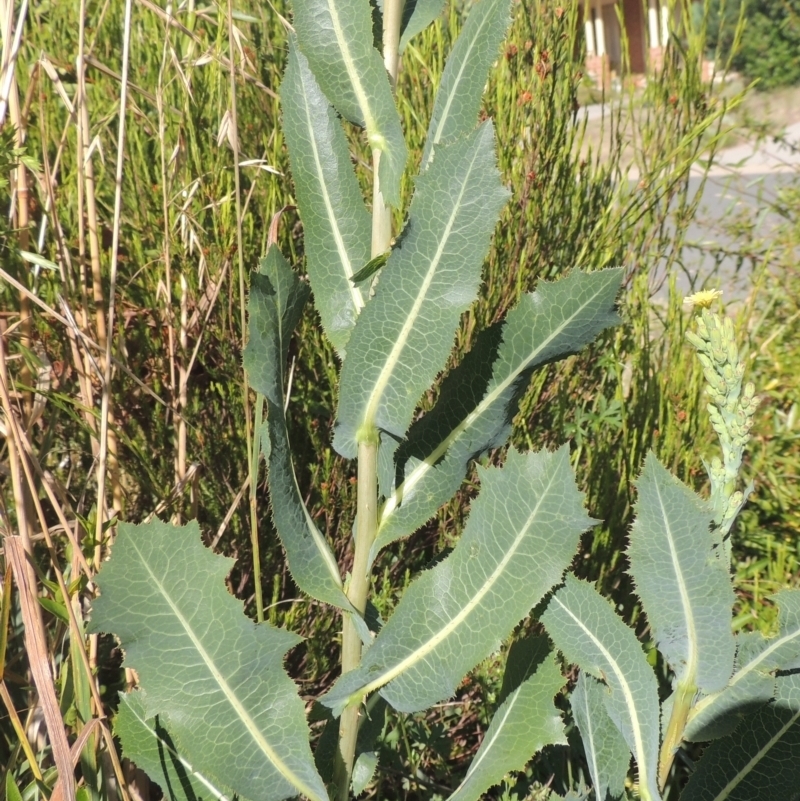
658,679,696,789
336,2,404,797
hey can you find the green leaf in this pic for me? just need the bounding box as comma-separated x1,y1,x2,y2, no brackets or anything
350,250,389,287
398,0,446,50
685,590,800,741
372,268,622,563
553,790,591,801
628,453,735,693
681,675,800,801
89,519,328,801
244,246,351,610
39,596,70,625
334,121,508,457
5,772,24,801
351,751,378,796
291,0,407,205
19,250,59,272
541,576,661,801
571,673,630,801
115,691,229,801
447,636,566,801
683,632,774,743
281,37,370,356
322,446,593,714
420,0,512,170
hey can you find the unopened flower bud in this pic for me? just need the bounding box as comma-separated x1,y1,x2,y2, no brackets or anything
686,330,706,351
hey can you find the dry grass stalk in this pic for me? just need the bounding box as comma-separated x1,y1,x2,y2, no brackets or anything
6,536,76,801
1,0,35,544
90,0,138,556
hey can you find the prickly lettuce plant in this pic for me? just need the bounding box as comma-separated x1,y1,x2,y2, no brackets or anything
88,2,799,801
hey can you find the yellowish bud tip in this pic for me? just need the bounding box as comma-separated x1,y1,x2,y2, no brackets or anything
684,289,723,309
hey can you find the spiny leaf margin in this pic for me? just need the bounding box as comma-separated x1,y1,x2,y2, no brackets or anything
89,519,328,801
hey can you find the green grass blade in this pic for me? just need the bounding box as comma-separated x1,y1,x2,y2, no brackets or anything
372,268,622,562
686,590,800,741
115,691,231,801
334,121,508,456
90,519,328,801
292,0,408,205
571,673,631,801
421,0,512,170
628,453,736,693
447,637,566,801
681,675,800,801
244,247,350,610
322,446,592,713
542,576,662,801
282,37,370,357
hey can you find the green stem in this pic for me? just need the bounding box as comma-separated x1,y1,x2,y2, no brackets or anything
335,2,404,796
335,435,379,799
658,679,696,791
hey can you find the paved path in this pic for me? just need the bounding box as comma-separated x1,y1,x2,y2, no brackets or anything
579,105,798,299
702,121,800,175
670,170,797,300
659,123,799,300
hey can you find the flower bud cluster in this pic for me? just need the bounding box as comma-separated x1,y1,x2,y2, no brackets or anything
685,307,759,539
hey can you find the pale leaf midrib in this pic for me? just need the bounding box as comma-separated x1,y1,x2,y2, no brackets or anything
579,683,602,796
125,701,231,801
710,707,800,801
352,465,557,700
733,627,800,685
361,138,485,431
553,595,652,797
451,684,520,796
690,625,800,721
129,540,323,801
297,64,365,313
284,427,345,590
378,292,600,531
428,0,498,163
325,0,377,135
264,264,344,593
653,479,698,684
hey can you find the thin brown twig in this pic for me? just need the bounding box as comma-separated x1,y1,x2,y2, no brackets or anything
6,537,76,801
1,338,131,801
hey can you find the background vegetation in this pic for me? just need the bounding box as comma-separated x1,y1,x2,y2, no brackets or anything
0,0,798,798
704,0,800,88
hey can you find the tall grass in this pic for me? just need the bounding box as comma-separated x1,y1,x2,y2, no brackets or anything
1,0,793,798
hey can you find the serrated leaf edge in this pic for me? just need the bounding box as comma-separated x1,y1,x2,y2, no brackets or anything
335,459,560,706
323,0,381,143
549,592,654,799
374,272,617,558
360,127,493,433
709,707,800,801
450,663,564,798
119,694,231,801
289,41,365,318
422,0,509,170
649,470,701,684
574,679,603,798
689,624,800,726
124,537,326,801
